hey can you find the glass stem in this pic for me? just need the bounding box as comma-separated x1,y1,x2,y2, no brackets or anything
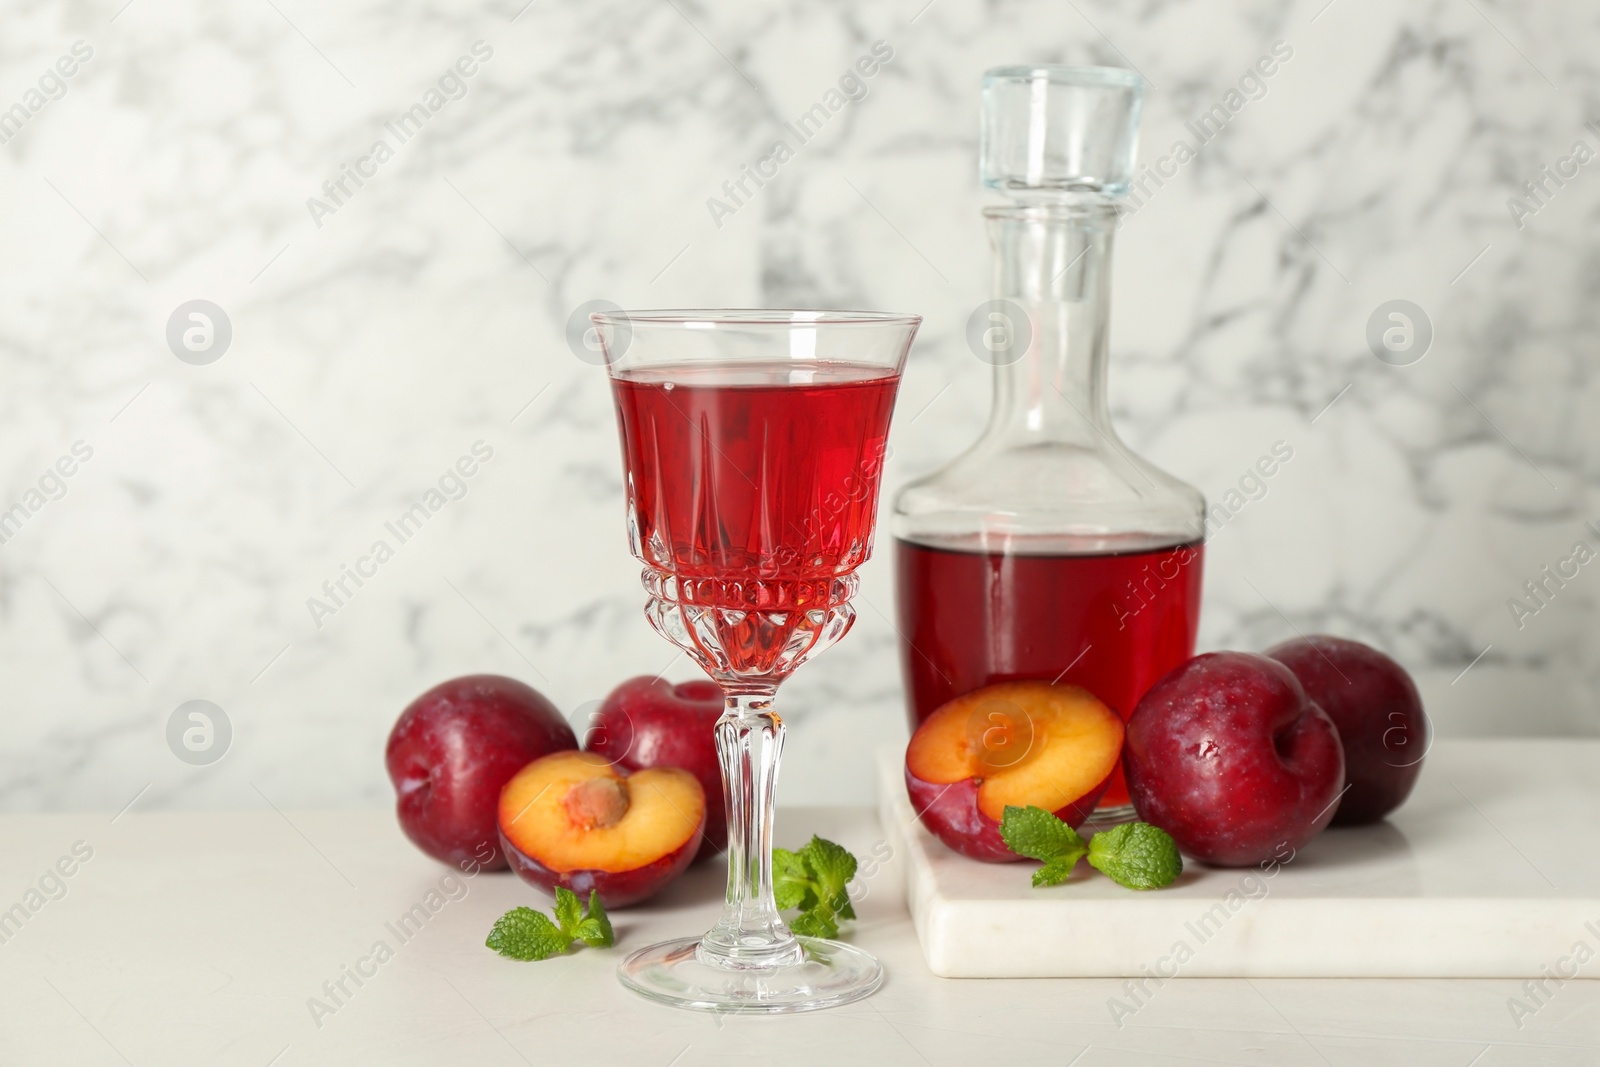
697,688,805,970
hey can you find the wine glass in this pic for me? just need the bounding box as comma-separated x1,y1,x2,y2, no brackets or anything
592,309,920,1014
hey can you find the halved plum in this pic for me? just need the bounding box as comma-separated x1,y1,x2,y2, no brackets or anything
498,751,704,907
905,681,1124,862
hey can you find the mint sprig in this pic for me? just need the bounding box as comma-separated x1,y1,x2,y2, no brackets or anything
486,887,614,961
999,806,1182,890
773,836,858,939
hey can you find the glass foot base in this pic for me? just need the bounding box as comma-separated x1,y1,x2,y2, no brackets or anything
618,936,882,1014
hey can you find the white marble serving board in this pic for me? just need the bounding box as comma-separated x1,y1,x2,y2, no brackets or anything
878,738,1600,978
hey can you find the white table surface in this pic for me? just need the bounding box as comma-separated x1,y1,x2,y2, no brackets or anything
1,802,1594,1066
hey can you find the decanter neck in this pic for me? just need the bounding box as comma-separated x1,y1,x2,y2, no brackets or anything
984,201,1119,447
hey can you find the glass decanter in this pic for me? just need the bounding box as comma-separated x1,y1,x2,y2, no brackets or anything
892,67,1206,810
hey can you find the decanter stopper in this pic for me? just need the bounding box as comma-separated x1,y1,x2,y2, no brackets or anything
980,65,1144,199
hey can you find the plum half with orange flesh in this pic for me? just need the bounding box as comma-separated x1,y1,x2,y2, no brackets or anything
498,751,704,907
905,681,1124,862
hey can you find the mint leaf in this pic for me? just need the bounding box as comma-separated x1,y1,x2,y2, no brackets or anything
552,887,583,936
1087,823,1183,890
574,890,614,947
1032,853,1084,888
573,918,609,946
789,908,839,939
801,837,856,925
1000,805,1086,862
772,847,814,911
800,836,857,903
485,907,572,961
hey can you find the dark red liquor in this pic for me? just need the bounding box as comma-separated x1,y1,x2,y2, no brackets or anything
895,534,1203,807
611,361,899,677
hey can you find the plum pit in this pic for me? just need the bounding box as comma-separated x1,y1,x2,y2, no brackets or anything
564,776,630,830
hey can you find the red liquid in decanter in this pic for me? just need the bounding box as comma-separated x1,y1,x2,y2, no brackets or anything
895,533,1203,807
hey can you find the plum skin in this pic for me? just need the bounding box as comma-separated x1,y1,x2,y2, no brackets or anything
499,827,700,909
386,675,576,870
1267,635,1425,825
904,766,1111,863
1124,652,1345,867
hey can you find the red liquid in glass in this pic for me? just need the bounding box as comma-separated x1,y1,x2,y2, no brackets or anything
895,535,1203,806
611,362,899,676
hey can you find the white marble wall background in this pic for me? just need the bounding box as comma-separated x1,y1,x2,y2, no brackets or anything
0,0,1593,811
